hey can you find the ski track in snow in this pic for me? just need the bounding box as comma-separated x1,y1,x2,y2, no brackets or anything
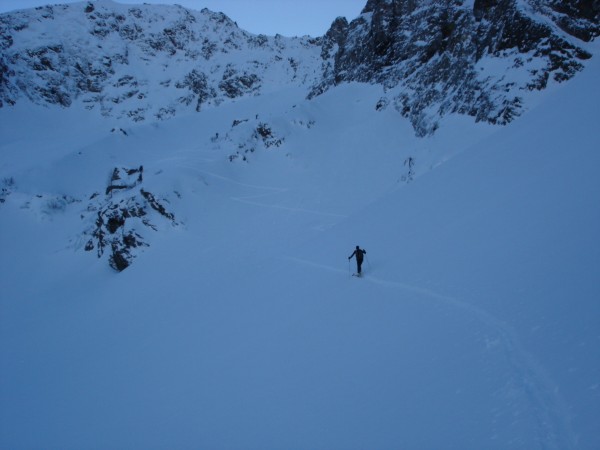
286,256,577,449
194,169,349,219
231,192,348,219
197,169,289,192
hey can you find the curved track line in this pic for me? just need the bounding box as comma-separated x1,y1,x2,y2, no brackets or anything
286,256,576,449
231,194,348,218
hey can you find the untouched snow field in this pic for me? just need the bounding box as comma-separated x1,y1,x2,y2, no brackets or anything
1,53,600,449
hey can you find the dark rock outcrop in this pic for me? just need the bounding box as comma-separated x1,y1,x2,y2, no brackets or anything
313,0,596,135
83,166,177,272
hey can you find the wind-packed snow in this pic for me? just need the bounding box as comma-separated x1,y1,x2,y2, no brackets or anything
1,34,599,450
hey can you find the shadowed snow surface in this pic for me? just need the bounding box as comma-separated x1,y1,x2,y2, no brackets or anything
1,51,599,450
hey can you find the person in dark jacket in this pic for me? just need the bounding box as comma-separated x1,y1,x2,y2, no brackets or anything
348,245,367,275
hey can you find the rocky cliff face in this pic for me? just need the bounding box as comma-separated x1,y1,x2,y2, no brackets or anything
0,0,597,135
313,0,597,135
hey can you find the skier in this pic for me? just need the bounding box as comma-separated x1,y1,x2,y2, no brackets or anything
348,245,367,276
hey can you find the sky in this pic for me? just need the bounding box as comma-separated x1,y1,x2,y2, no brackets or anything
0,0,367,36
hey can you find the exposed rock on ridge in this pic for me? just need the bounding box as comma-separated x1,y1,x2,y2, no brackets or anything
0,0,597,136
314,0,596,135
0,0,320,119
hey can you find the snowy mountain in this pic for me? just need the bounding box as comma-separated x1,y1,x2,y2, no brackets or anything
314,0,598,135
1,0,597,133
0,0,322,119
1,0,599,449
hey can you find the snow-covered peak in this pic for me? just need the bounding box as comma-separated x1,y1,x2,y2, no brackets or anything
0,1,322,120
1,0,597,135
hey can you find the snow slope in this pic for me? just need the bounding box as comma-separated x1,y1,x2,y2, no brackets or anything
1,46,599,450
